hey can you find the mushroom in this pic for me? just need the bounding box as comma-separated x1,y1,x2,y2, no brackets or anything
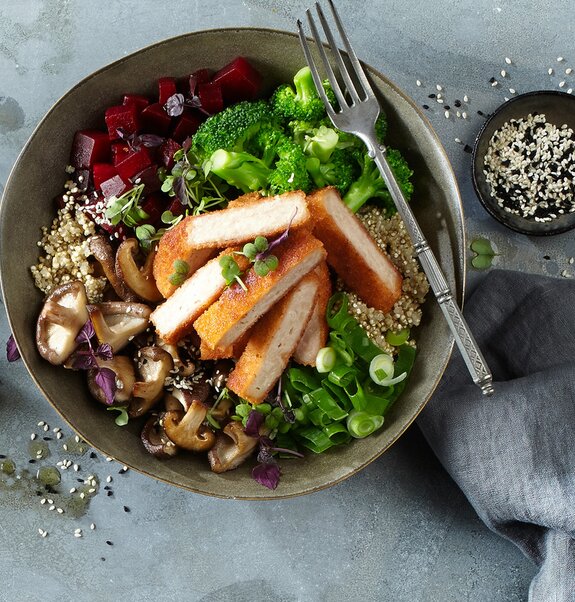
88,235,138,302
115,239,162,303
163,401,216,452
157,340,196,377
36,281,89,365
87,355,135,405
141,413,179,459
86,301,151,352
208,421,260,473
129,346,174,418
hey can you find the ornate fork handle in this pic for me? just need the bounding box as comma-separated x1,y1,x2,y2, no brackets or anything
371,142,494,396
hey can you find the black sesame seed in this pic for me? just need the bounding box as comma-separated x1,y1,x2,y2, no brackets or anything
444,105,450,111
107,491,113,496
43,437,52,441
106,540,113,546
428,93,436,99
123,506,130,513
90,452,97,459
118,468,127,474
104,485,112,491
489,77,496,83
477,110,485,117
463,144,473,154
28,459,36,464
454,99,461,107
422,104,429,110
0,455,5,459
100,557,106,561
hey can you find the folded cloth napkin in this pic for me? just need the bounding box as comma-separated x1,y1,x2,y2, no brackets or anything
417,269,575,601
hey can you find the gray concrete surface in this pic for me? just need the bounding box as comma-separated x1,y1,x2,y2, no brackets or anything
5,0,575,599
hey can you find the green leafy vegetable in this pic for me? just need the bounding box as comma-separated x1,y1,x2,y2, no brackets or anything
168,259,190,287
470,238,497,269
104,184,148,228
219,255,247,291
106,405,129,427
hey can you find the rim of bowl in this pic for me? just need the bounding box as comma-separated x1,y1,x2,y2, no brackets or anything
0,26,465,499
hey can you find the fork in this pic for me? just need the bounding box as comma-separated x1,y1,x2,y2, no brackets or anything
297,1,494,396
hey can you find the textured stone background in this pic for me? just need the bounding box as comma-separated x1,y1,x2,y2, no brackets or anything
3,0,575,599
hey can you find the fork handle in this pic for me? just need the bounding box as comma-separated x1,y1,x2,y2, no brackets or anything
370,142,494,396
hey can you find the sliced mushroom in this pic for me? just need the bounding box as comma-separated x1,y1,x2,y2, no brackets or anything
116,239,162,303
87,355,135,405
87,301,151,352
88,235,138,302
207,421,260,473
141,413,179,459
36,281,89,365
163,401,216,452
157,340,196,376
164,393,184,412
129,346,174,418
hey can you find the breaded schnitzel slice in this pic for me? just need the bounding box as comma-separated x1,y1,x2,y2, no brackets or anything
150,248,250,344
307,187,402,314
194,229,326,351
227,272,319,404
153,191,310,298
293,261,332,366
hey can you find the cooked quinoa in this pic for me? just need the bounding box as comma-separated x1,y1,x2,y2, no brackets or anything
31,179,107,303
340,206,429,355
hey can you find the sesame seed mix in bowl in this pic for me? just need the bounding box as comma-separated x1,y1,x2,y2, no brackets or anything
483,112,575,223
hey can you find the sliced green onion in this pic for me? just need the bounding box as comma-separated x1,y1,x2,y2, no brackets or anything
297,426,334,453
328,365,357,388
329,331,354,366
308,407,334,427
288,367,321,393
347,410,384,439
323,422,352,445
303,388,348,421
386,328,410,346
316,347,337,373
322,378,353,412
344,377,367,412
369,354,400,386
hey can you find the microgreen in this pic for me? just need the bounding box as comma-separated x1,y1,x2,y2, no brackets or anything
106,405,129,427
104,184,148,227
470,238,497,269
135,210,185,251
168,259,190,287
219,255,247,291
6,334,20,362
70,320,117,405
163,75,211,117
116,128,165,152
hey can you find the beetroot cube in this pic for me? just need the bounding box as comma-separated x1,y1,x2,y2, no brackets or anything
116,148,153,181
73,168,90,192
168,198,187,217
100,174,130,199
191,68,212,85
212,56,262,103
141,193,169,226
172,112,203,142
105,104,140,140
131,165,161,193
70,130,111,168
198,82,223,115
93,163,118,191
141,103,172,136
112,142,131,166
123,94,150,113
159,139,181,170
158,77,177,105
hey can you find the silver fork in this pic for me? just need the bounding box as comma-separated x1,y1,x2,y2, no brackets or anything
298,1,494,396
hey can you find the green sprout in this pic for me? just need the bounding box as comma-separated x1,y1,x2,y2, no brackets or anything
106,405,129,427
237,236,279,277
219,255,247,291
104,184,148,228
168,259,190,287
470,238,498,269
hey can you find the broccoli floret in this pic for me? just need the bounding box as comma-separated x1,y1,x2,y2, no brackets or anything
208,149,271,193
271,67,335,124
306,148,358,195
268,141,311,194
343,148,413,213
302,125,339,163
192,100,275,159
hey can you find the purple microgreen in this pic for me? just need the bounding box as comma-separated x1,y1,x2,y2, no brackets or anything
259,436,304,459
189,75,198,97
76,320,95,344
257,208,298,261
275,377,296,423
164,93,186,117
256,445,275,465
173,175,187,204
244,410,265,438
6,334,21,362
71,348,98,370
95,343,113,361
251,460,280,490
95,367,117,405
182,136,192,153
134,134,165,149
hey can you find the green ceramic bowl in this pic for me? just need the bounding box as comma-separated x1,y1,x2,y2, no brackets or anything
0,28,464,499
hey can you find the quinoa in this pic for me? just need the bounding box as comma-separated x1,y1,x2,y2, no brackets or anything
483,112,575,222
338,205,429,354
30,182,107,303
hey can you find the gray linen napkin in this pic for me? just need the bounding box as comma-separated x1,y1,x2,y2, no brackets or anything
417,269,575,601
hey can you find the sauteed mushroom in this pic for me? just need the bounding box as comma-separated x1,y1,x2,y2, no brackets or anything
208,421,260,473
115,239,162,302
86,301,151,352
163,401,216,452
129,347,173,418
87,355,135,405
141,413,179,459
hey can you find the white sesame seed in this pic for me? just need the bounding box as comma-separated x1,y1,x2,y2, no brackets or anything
73,464,79,472
43,425,49,432
106,476,112,483
500,69,507,77
444,110,450,119
559,81,566,88
567,68,573,75
38,421,45,427
91,479,97,487
122,466,128,471
416,79,422,86
463,94,469,102
75,436,80,443
456,110,461,118
53,427,61,433
509,88,516,94
40,498,47,505
106,457,113,462
30,434,37,441
74,532,82,538
491,81,498,87
504,97,509,102
90,523,96,530
41,531,48,538
70,487,76,493
437,98,444,104
57,508,64,514
568,89,573,94
454,137,462,144
88,488,96,493
549,68,554,75
47,499,53,504
49,505,55,511
436,93,442,99
558,56,564,62
38,528,44,535
80,493,85,499
569,257,574,264
505,57,512,65
63,444,68,451
436,84,442,91
462,112,468,119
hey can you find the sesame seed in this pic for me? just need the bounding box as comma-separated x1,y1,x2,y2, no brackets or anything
53,427,61,433
49,505,55,511
444,110,450,119
491,80,498,87
454,137,462,144
505,57,512,64
437,98,444,104
63,444,68,451
549,68,554,75
558,56,564,62
88,488,96,493
43,425,49,432
509,88,516,94
73,464,79,472
30,434,37,441
106,540,113,546
47,499,53,504
69,487,76,493
568,89,573,94
567,68,573,75
559,81,566,88
123,506,130,513
463,94,469,102
436,84,442,91
80,493,85,499
106,476,112,483
74,532,82,538
38,421,45,427
569,257,574,264
57,508,64,514
416,79,422,86
462,112,468,119
40,498,47,505
106,457,113,462
90,523,96,530
500,70,506,77
56,433,63,440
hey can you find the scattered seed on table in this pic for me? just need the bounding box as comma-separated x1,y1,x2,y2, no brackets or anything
416,79,422,86
462,112,468,119
454,137,462,144
569,257,574,264
558,56,564,62
73,464,79,472
53,427,61,433
90,523,96,530
559,81,566,88
57,508,64,514
463,94,469,102
47,499,53,504
454,99,461,107
456,111,461,118
80,493,85,499
100,558,106,562
106,457,113,462
548,68,554,75
491,81,499,87
90,452,97,459
106,476,112,483
40,498,46,505
436,84,442,91
444,110,450,118
463,144,473,153
106,540,113,546
501,70,507,77
43,425,49,432
75,436,80,444
56,433,62,440
123,506,130,513
49,505,55,511
509,88,516,94
568,88,573,94
38,422,45,427
504,97,510,102
437,98,444,104
70,487,76,493
63,444,68,451
422,104,429,110
107,491,113,497
505,57,512,65
30,434,37,441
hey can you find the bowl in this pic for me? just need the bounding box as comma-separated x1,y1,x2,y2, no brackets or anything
472,90,575,236
0,28,464,499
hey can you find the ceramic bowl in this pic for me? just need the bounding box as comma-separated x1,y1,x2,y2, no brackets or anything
472,90,575,236
0,28,464,499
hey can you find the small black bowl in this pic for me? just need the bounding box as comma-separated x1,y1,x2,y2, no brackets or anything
472,90,575,236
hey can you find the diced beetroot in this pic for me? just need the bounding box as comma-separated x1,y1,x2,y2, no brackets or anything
168,198,187,217
73,168,91,192
141,103,172,136
105,105,140,140
198,82,223,115
131,165,161,193
116,148,153,181
158,139,181,170
70,130,111,169
212,56,262,103
102,221,130,244
100,174,130,199
158,77,177,105
112,142,131,166
93,163,118,191
123,94,150,113
191,68,212,85
172,111,203,142
141,193,169,226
